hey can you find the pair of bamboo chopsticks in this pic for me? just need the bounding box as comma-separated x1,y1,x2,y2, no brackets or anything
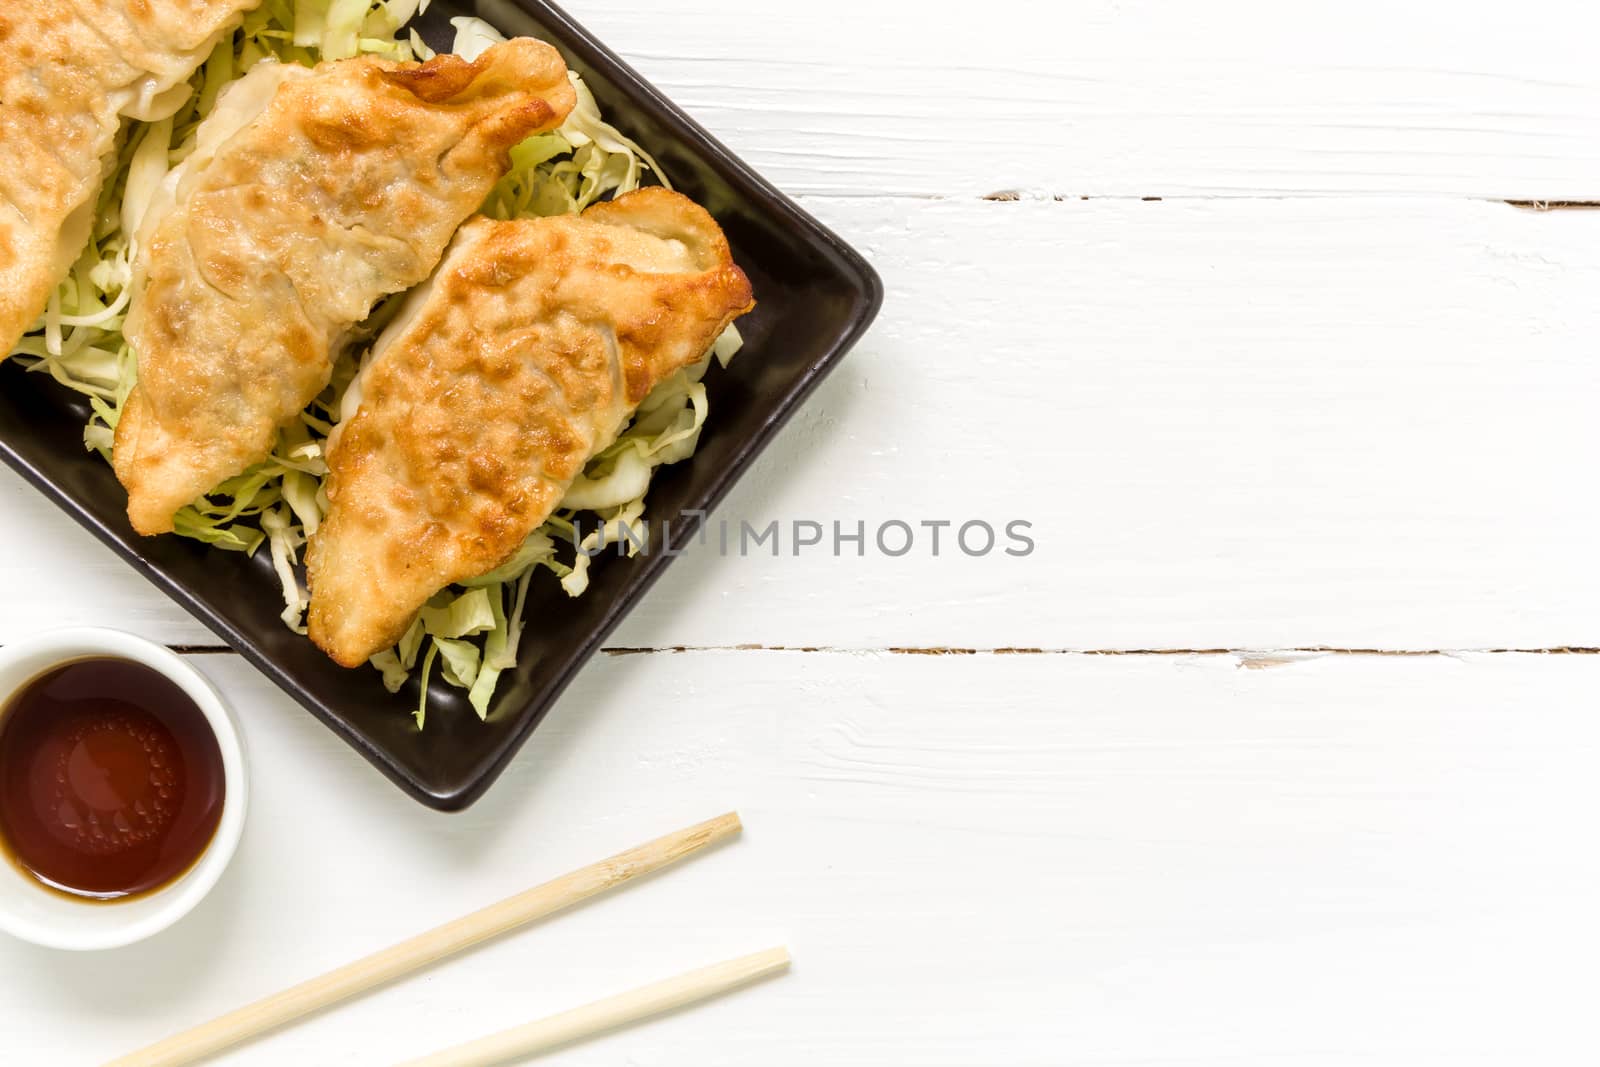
105,812,785,1067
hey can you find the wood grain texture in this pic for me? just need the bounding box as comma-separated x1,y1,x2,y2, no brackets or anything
2,8,1598,1064
5,197,1599,650
559,0,1600,199
3,651,1599,1065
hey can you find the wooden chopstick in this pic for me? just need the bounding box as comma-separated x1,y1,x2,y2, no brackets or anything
397,946,792,1067
104,812,743,1067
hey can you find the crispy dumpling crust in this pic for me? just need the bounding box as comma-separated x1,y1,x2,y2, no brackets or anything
307,188,755,668
114,39,577,535
0,0,260,364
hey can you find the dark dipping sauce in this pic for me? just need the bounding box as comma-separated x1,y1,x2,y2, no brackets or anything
0,658,225,902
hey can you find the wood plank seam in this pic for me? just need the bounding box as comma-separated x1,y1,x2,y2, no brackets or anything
801,195,1600,207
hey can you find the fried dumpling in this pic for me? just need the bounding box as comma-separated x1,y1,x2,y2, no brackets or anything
113,39,578,535
0,0,260,364
306,188,755,668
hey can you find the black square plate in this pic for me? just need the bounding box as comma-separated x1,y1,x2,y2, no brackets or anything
0,0,882,810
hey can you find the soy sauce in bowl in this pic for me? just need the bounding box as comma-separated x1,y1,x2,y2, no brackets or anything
0,658,226,902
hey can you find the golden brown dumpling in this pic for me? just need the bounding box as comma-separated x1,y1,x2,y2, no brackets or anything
0,0,260,364
114,39,577,535
307,188,755,667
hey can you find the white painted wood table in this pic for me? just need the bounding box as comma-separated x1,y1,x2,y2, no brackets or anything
5,2,1600,1063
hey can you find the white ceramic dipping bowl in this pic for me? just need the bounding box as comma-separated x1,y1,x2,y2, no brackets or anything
0,628,247,950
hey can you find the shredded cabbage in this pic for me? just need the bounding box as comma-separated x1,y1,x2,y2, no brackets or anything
11,2,744,726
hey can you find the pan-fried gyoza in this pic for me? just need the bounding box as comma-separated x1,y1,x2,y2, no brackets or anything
0,0,260,365
306,188,755,668
113,39,577,535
